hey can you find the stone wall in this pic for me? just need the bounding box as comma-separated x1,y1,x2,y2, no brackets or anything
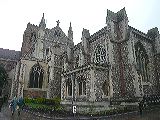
23,89,47,98
155,54,160,93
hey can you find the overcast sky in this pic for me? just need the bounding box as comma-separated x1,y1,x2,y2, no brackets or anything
0,0,160,51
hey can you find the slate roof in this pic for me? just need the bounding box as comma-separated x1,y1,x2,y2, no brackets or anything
0,48,21,60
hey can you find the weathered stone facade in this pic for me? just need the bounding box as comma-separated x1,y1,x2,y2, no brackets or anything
0,48,20,97
7,8,160,110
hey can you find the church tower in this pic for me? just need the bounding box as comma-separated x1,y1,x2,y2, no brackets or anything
106,8,136,99
106,7,129,42
81,28,90,54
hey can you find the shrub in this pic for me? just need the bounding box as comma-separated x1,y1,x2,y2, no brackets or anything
24,97,62,112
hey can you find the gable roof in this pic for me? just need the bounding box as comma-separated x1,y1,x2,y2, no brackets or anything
0,48,21,60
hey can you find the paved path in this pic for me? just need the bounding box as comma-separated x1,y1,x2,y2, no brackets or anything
0,103,47,120
1,104,160,120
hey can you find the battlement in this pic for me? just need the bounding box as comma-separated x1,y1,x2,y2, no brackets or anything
90,26,108,43
129,26,153,42
106,7,128,23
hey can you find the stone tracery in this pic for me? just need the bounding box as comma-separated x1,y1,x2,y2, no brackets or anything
29,63,44,88
93,44,106,64
135,42,149,82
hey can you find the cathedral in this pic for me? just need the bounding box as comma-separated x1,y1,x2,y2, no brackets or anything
8,8,160,111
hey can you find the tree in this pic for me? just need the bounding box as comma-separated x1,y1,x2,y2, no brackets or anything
0,65,8,96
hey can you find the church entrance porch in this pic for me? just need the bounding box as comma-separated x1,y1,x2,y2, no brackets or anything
61,64,111,112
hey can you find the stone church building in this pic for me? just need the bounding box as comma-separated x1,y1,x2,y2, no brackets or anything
9,8,160,110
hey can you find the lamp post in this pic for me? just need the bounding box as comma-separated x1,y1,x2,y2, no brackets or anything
72,73,76,118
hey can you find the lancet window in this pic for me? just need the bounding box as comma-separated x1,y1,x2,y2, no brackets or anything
102,80,109,96
77,76,86,96
66,75,72,96
135,42,149,82
46,48,49,55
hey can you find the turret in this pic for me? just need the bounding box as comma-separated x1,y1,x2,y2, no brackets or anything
39,13,46,29
68,22,73,41
147,27,160,54
81,28,90,54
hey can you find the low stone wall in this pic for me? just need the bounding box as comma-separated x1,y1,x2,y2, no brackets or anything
61,101,110,113
23,89,47,98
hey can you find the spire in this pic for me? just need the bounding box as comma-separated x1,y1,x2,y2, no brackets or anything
69,22,72,31
68,22,73,41
39,13,46,29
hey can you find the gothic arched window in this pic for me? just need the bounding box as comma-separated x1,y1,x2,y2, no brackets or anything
102,80,109,96
93,44,106,64
66,75,72,96
30,32,36,42
77,76,86,96
135,42,149,82
29,64,44,88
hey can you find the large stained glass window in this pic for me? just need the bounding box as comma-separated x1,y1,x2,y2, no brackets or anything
93,44,106,64
29,63,44,88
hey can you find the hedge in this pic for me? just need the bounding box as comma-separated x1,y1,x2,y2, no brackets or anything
24,97,62,110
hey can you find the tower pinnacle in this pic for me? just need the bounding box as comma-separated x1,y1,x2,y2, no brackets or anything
69,22,72,31
39,13,46,29
68,22,73,41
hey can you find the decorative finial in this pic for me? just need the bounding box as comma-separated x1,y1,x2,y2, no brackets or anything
56,20,60,26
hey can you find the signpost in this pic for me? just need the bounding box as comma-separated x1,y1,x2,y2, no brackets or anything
72,105,76,118
73,105,76,114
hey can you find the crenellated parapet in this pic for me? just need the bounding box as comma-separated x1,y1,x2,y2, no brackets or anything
90,26,109,43
21,22,39,58
129,26,152,42
106,7,129,43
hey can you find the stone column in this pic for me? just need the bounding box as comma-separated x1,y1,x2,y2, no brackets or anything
47,52,55,98
89,66,96,102
108,68,113,98
61,75,64,100
17,63,24,97
18,81,24,97
10,61,21,99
